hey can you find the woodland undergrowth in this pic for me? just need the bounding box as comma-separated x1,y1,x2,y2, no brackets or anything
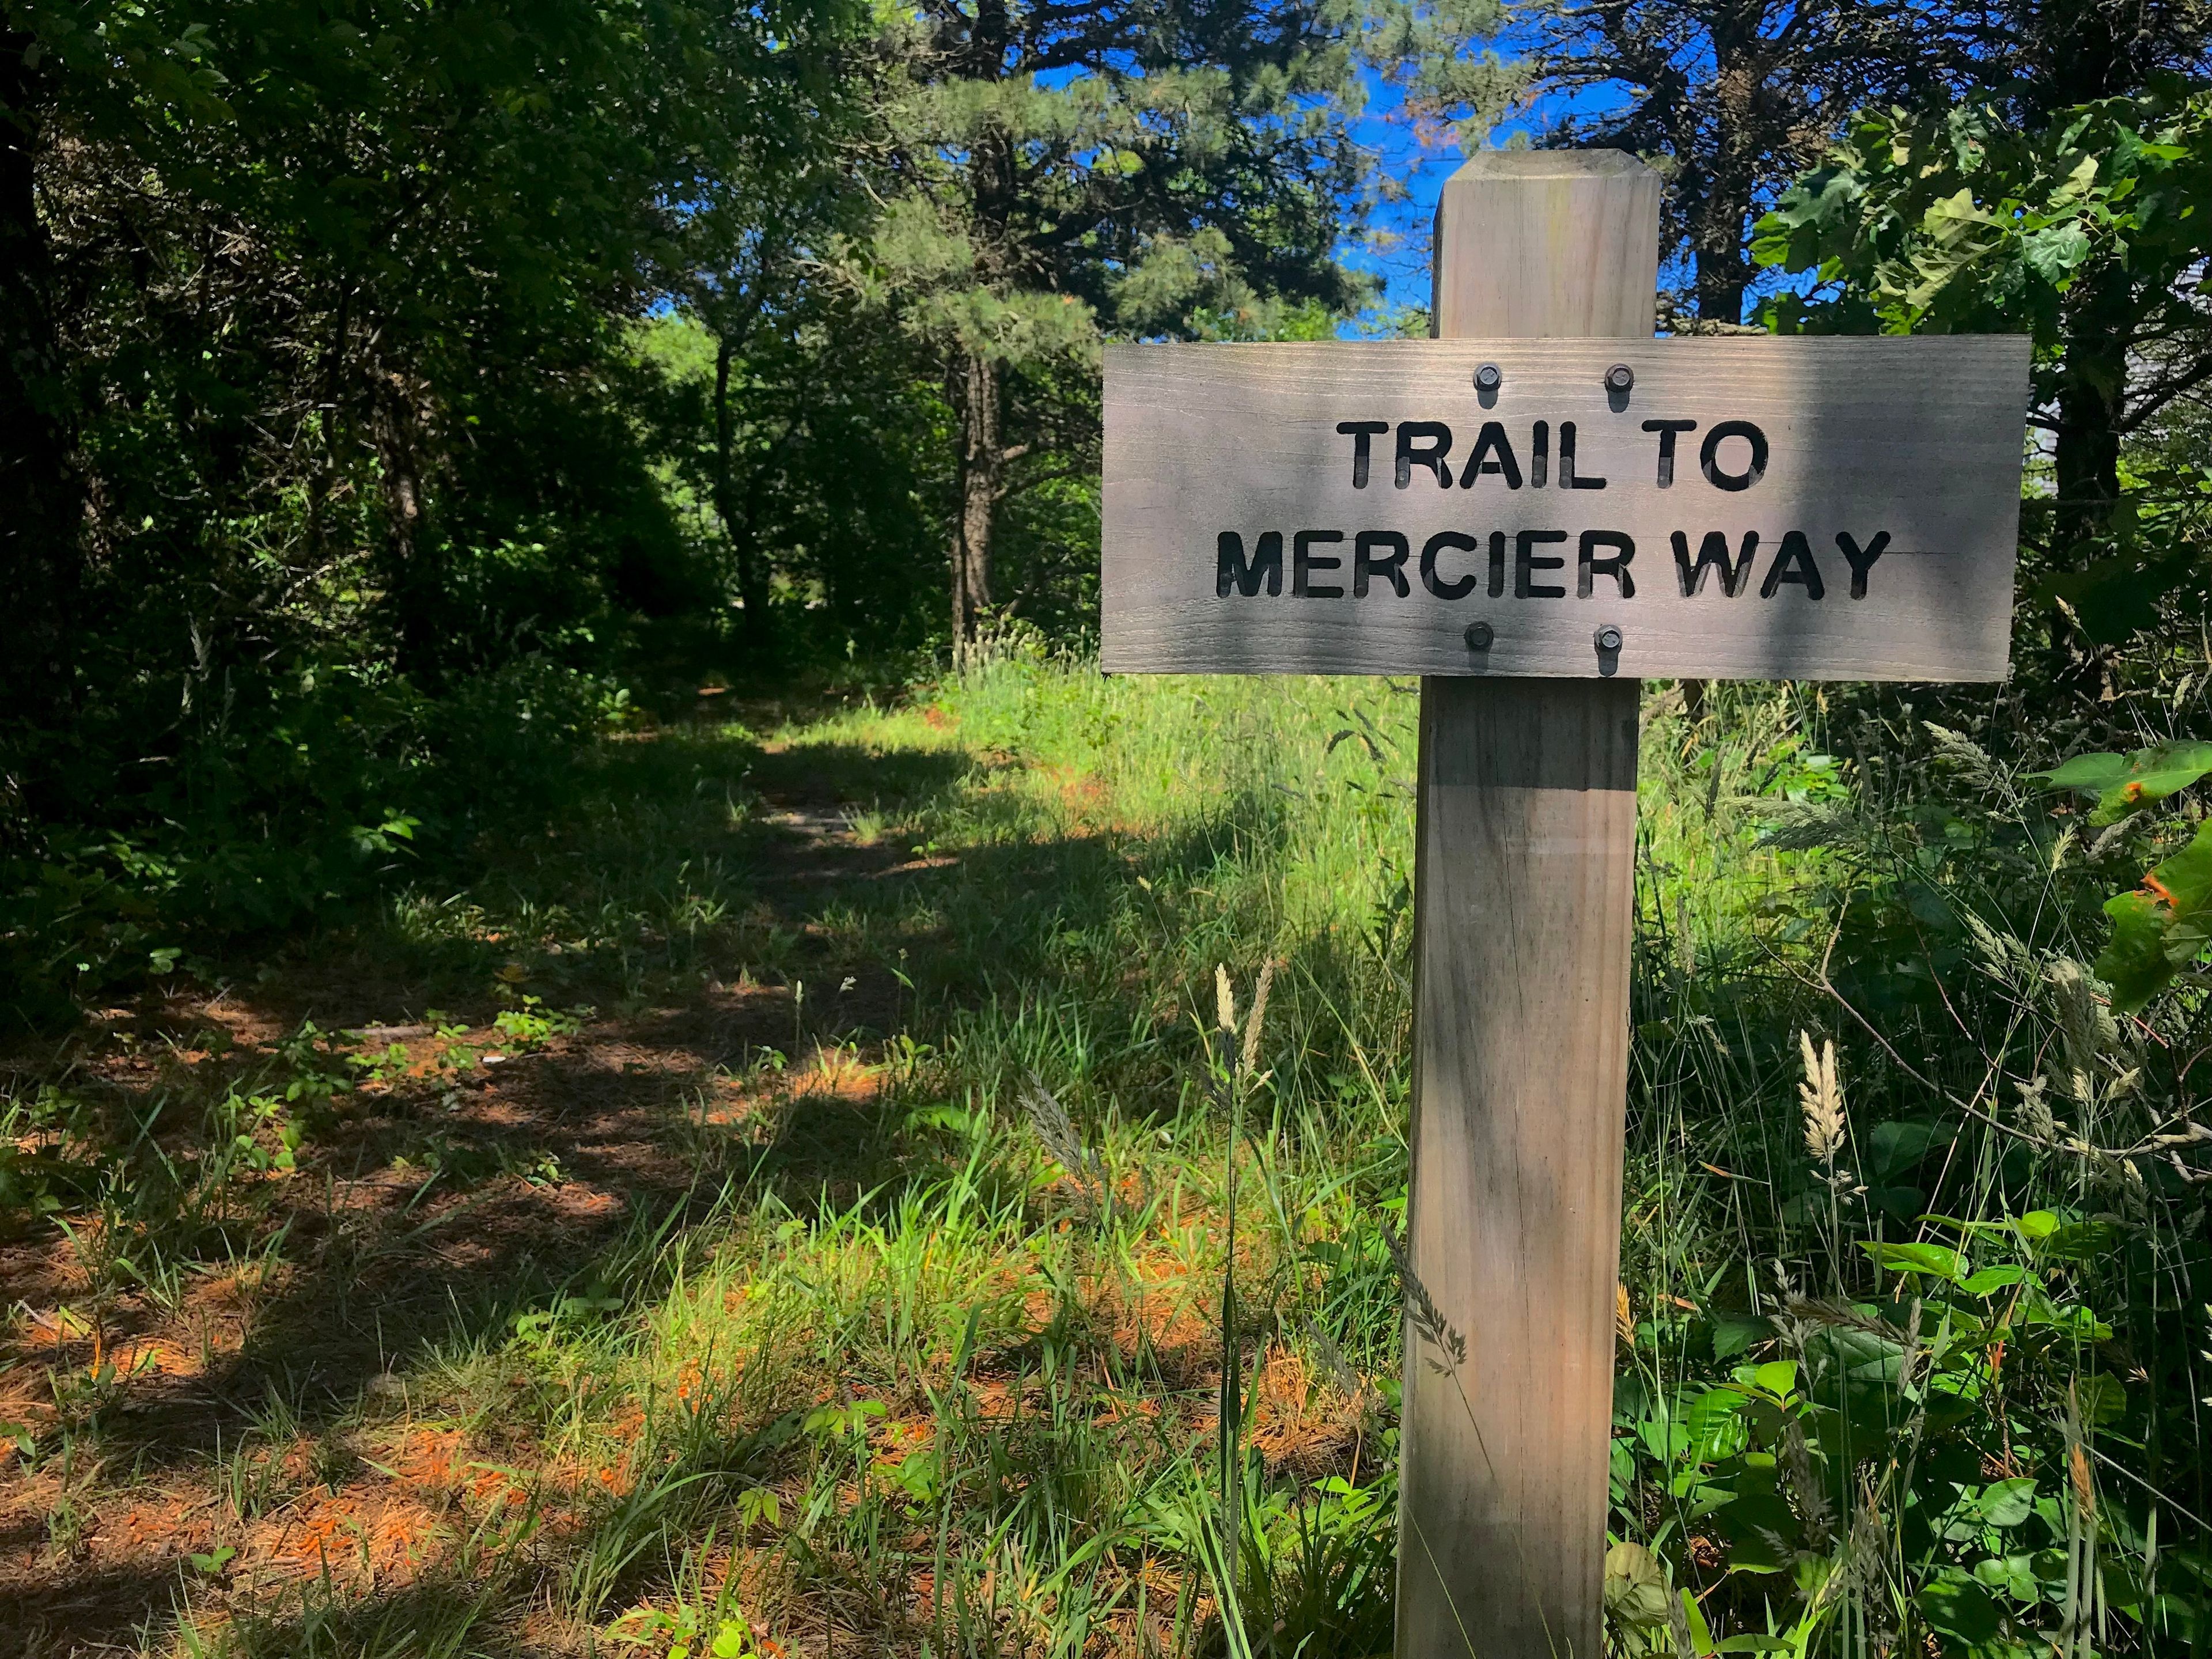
2,640,2209,1658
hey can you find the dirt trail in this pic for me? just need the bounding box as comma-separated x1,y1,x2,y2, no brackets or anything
0,734,937,1653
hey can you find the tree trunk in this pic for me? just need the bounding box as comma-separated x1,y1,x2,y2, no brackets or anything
1691,10,1759,327
1689,173,1751,326
0,31,84,736
2052,357,2124,557
950,349,1001,660
2046,310,2130,698
372,376,441,678
713,336,771,652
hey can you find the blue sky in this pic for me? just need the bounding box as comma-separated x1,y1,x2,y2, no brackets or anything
1343,67,1451,315
1337,67,1597,317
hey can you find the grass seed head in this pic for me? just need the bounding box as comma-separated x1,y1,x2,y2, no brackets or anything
1238,959,1274,1077
1798,1030,1845,1162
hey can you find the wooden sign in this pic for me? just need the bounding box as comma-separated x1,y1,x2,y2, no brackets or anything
1103,335,2029,680
1095,149,2037,1659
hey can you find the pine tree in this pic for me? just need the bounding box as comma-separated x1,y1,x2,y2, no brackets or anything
857,0,1381,652
1403,0,1941,325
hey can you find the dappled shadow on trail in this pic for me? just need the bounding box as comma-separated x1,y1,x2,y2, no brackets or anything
0,704,1312,1654
2,1559,188,1659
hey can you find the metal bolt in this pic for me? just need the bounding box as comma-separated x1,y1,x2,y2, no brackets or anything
1594,624,1623,653
1464,620,1495,651
1474,363,1502,393
1604,363,1634,394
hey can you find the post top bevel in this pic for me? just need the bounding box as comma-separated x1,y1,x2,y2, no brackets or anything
1445,148,1658,183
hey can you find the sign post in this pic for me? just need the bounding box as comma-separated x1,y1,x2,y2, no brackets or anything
1100,150,2029,1659
1398,152,1654,1659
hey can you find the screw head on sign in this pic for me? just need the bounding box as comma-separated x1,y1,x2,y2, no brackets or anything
1474,363,1502,392
1464,620,1494,651
1594,624,1624,653
1604,363,1634,394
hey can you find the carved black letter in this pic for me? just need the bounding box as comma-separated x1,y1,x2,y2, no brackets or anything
1514,529,1568,599
1559,422,1607,490
1699,421,1770,492
1759,530,1824,599
1457,421,1524,490
1355,531,1411,597
1578,531,1635,599
1396,422,1454,488
1295,530,1345,597
1642,419,1696,487
1336,421,1388,489
1836,531,1889,600
1420,531,1480,600
1671,531,1759,597
1218,531,1283,597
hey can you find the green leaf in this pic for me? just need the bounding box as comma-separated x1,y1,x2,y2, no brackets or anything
1805,1323,1906,1388
2021,222,2092,282
2074,1373,2127,1426
1866,1117,1950,1179
1978,1478,2037,1527
1751,1359,1800,1399
2096,817,2212,1011
1711,1314,1772,1361
1679,1589,1715,1655
1974,1551,2044,1601
1683,1387,1751,1462
1916,1571,2002,1644
1714,1493,1802,1573
1603,1540,1673,1628
1860,1240,1968,1282
2038,556,2192,646
1959,1264,2029,1296
2031,740,2212,823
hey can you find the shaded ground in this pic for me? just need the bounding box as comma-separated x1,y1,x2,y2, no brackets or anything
0,714,983,1652
0,688,1387,1659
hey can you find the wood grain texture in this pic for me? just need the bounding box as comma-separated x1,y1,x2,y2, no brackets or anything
1397,150,1649,1659
1432,151,1661,339
1398,677,1640,1659
1100,334,2029,680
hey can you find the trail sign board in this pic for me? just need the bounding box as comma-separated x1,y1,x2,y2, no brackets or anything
1099,148,2033,1659
1103,335,2029,680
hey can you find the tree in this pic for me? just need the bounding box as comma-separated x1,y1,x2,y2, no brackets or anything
1755,86,2212,691
0,5,226,726
857,0,1378,653
1914,0,2212,567
1398,0,1942,325
666,25,863,658
0,0,852,755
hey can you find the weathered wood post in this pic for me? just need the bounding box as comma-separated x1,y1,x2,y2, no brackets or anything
1396,151,1660,1659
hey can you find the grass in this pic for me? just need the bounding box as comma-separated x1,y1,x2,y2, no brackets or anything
2,645,2206,1657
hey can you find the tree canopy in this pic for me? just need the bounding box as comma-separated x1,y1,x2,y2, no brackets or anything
2,0,2210,1012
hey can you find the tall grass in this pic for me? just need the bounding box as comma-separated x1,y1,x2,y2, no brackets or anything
5,643,2205,1657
